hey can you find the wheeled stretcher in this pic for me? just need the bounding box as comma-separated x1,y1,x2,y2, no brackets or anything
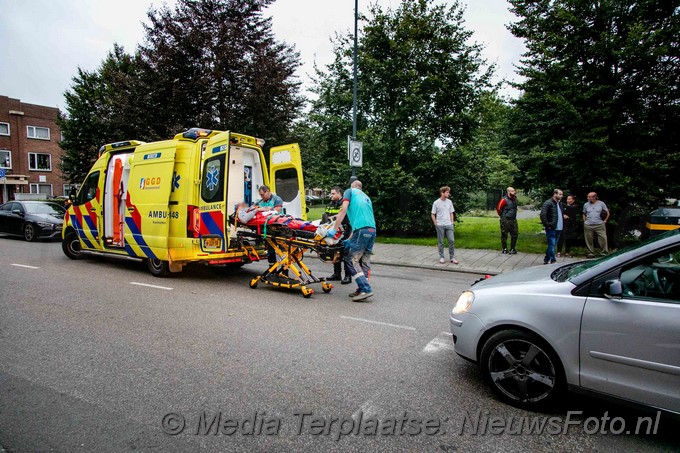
232,211,344,298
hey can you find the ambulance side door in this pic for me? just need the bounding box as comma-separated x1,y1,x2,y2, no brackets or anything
71,166,105,250
125,147,176,259
198,131,231,253
269,143,307,220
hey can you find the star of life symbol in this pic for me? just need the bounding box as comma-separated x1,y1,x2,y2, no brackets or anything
172,172,181,192
206,166,219,191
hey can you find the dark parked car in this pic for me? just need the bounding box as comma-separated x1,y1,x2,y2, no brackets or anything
0,200,66,241
305,194,322,205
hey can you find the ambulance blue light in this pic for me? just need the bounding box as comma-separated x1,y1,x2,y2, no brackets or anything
182,128,213,140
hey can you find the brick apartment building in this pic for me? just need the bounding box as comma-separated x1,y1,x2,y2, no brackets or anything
0,95,74,204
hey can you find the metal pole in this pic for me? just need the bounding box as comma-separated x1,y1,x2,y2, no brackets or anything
351,0,358,180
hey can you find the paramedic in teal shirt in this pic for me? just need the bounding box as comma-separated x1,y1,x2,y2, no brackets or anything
329,180,376,302
253,185,283,264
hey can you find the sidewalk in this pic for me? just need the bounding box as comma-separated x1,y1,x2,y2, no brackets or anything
371,243,580,275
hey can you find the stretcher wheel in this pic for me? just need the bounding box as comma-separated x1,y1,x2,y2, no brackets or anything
249,278,259,289
301,287,313,298
322,283,333,293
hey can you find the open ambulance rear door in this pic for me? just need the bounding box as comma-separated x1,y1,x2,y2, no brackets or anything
125,144,176,264
269,143,307,220
197,132,232,254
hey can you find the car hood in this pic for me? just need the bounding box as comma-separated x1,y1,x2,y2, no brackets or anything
31,213,64,223
472,263,560,289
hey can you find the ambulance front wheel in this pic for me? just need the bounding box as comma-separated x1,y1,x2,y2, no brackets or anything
62,231,83,260
147,258,170,277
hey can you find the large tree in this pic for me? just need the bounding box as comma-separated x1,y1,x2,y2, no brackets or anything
139,0,303,143
301,0,493,233
59,0,303,183
506,0,680,216
58,45,146,183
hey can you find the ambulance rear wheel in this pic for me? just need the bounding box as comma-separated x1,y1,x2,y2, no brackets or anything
62,231,83,259
147,258,170,277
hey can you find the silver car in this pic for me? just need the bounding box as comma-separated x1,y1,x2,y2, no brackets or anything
450,229,680,414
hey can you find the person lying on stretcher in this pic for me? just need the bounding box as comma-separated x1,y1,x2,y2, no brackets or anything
232,202,344,245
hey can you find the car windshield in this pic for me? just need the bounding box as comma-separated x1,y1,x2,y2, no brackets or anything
24,202,66,216
564,229,680,281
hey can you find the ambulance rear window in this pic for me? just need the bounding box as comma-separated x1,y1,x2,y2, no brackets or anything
201,155,225,203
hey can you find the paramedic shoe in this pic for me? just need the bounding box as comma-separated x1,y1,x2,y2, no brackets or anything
502,248,508,254
349,289,361,297
327,273,341,281
509,249,517,255
352,291,374,302
341,275,352,285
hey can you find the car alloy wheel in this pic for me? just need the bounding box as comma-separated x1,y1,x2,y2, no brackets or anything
480,329,564,409
23,223,36,242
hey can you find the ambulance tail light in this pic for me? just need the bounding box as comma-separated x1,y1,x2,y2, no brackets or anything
187,205,200,238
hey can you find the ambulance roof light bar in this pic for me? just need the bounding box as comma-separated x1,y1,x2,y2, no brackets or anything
98,140,144,157
181,128,213,140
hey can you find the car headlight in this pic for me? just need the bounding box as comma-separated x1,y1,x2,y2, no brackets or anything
453,290,474,314
37,222,52,229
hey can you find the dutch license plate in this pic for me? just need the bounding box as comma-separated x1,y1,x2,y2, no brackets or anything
203,237,222,250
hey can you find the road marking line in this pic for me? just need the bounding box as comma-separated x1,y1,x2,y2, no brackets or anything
422,334,454,353
130,282,173,290
11,263,39,269
340,315,416,331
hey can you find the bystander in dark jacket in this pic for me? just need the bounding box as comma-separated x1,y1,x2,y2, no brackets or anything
496,187,519,254
557,194,580,257
540,189,564,264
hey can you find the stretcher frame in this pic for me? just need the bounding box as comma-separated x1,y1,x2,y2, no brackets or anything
237,228,343,298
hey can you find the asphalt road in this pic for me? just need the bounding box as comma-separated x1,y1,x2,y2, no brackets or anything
0,237,678,452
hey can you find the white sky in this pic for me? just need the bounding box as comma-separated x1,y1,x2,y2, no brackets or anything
0,0,525,110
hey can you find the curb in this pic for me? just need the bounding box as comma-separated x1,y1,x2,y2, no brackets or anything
371,259,500,276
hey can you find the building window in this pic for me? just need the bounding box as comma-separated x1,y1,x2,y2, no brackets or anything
0,122,9,136
0,150,11,169
30,183,53,196
29,152,52,171
63,183,80,197
27,125,50,140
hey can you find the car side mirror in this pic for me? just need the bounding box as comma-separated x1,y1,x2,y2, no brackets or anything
12,209,22,215
604,279,623,300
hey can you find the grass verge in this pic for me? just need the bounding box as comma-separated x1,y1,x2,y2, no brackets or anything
307,206,574,255
377,217,549,254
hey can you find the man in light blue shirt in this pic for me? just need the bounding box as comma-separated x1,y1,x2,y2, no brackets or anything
330,180,376,302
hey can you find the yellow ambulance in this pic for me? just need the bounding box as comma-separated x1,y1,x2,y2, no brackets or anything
62,128,307,276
